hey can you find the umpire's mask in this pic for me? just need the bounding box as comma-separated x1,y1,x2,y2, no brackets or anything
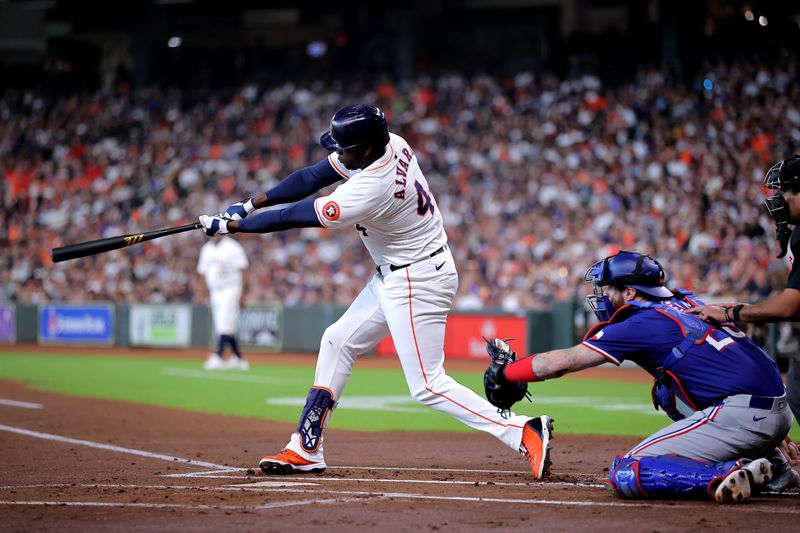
763,155,800,258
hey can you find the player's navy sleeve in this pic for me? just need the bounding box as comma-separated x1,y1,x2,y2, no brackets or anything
264,159,342,206
237,198,323,233
582,314,675,366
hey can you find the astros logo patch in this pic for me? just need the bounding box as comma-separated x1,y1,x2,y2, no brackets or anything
322,201,340,221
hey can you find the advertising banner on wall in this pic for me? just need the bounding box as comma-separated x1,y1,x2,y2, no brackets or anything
38,304,114,345
129,304,192,347
0,303,15,343
237,305,283,351
374,313,528,360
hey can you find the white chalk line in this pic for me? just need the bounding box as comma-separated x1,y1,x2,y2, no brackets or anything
266,395,660,415
267,395,430,413
265,475,605,489
0,423,236,472
161,368,289,384
0,398,43,409
0,497,370,511
3,422,795,508
0,483,798,513
164,464,540,478
165,472,605,489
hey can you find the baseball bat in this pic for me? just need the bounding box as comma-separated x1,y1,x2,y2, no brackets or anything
51,222,202,263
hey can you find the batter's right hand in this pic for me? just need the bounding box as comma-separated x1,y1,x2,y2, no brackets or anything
199,214,230,236
223,198,255,220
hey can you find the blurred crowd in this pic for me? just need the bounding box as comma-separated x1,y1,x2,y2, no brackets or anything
3,56,800,311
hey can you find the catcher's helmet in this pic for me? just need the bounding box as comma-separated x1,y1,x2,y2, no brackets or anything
319,104,390,152
763,155,800,258
584,251,672,321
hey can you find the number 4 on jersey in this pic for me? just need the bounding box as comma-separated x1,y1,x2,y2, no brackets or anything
415,181,434,216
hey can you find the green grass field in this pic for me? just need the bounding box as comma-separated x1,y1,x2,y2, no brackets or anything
0,351,797,438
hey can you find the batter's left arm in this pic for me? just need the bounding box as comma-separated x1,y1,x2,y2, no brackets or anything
231,198,323,233
251,159,342,209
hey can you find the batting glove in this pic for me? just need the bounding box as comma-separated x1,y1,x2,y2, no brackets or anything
199,214,230,236
223,198,255,220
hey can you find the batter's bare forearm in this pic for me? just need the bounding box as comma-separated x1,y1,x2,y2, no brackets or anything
530,344,607,381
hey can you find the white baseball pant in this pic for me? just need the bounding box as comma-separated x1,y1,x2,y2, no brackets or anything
312,248,529,450
210,285,242,336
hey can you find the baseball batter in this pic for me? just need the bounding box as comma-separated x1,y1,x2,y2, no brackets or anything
483,251,793,503
197,235,250,370
198,104,553,478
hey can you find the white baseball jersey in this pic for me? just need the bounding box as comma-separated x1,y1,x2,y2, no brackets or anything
197,237,249,292
273,129,534,471
313,133,447,267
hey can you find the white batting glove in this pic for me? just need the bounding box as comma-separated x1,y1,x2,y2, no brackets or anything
223,198,255,220
199,215,230,237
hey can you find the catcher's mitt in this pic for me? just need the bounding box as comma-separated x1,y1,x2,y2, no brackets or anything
483,337,530,416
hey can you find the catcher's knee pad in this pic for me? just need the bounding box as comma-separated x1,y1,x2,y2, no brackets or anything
297,387,335,453
608,454,740,500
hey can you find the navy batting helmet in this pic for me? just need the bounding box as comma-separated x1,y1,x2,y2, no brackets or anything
584,251,671,321
319,104,390,152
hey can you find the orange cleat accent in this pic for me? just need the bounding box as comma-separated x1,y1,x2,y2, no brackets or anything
520,416,553,479
259,449,327,475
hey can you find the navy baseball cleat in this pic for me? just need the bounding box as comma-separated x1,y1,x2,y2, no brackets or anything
520,416,554,479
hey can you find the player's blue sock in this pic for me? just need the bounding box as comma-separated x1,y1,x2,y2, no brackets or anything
220,334,241,359
228,335,243,359
216,336,225,356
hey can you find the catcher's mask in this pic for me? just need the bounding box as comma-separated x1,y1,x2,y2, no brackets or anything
584,251,671,322
763,155,800,258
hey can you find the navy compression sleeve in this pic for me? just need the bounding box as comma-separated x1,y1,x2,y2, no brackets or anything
237,198,322,233
264,159,342,206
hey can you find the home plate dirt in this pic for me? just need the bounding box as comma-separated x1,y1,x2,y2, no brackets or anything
0,378,797,532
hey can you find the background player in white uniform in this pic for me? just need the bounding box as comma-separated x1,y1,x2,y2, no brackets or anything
197,236,250,370
198,104,553,478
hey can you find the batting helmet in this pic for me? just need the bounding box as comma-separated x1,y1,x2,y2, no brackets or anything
584,251,672,321
319,104,390,152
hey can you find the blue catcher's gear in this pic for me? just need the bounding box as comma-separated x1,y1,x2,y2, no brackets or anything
608,455,740,500
763,155,800,258
584,251,671,321
297,387,335,453
319,104,390,152
650,381,685,422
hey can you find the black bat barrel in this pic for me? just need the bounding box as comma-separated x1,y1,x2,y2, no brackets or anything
51,222,202,263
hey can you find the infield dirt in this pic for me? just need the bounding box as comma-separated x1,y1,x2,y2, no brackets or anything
0,350,797,532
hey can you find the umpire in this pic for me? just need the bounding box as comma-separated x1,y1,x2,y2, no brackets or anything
689,156,800,428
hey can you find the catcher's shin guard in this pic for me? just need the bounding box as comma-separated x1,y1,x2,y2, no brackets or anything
608,455,741,500
296,386,335,453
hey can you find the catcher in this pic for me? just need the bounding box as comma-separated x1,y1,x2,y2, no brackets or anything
483,251,795,503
